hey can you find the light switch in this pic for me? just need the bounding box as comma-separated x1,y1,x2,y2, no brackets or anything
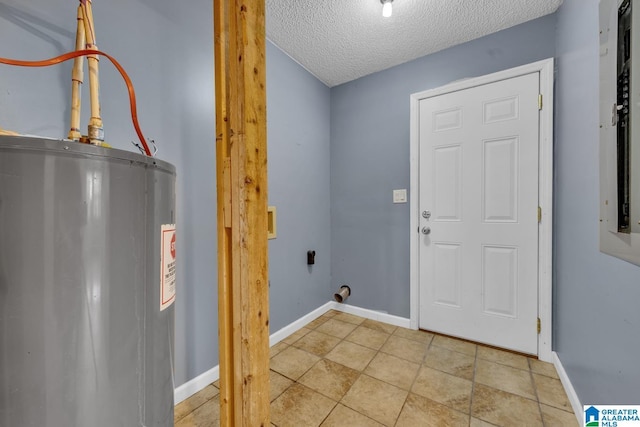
393,189,407,204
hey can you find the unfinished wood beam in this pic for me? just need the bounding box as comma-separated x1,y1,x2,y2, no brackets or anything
214,1,270,426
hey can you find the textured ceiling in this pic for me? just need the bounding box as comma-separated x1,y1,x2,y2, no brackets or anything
266,0,563,87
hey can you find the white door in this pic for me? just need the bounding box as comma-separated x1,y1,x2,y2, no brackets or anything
418,72,540,355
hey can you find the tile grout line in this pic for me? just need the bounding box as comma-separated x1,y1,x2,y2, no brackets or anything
180,312,569,427
315,398,339,427
330,318,417,426
174,386,220,425
300,315,339,425
384,329,419,427
338,320,392,426
468,343,479,427
200,312,569,427
331,318,385,425
529,358,547,427
278,314,378,426
393,333,436,427
272,314,339,427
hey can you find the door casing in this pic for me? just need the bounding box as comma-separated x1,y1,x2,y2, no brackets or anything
409,58,554,362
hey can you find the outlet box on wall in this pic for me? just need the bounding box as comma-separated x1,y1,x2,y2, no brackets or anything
393,189,407,203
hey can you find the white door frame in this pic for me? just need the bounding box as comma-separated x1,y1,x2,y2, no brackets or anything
409,58,554,362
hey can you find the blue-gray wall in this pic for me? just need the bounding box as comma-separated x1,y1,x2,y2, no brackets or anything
330,15,557,317
554,0,640,404
266,43,331,332
0,1,331,388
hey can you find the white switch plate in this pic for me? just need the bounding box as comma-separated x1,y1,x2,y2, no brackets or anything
393,189,407,204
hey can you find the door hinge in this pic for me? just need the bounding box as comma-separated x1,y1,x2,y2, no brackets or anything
538,206,542,223
537,318,541,334
538,94,543,110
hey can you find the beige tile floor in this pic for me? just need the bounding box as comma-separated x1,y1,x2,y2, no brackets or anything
175,310,578,427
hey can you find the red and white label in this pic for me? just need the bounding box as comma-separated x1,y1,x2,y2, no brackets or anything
160,224,176,311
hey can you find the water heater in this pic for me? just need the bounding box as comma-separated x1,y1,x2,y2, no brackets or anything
0,135,176,426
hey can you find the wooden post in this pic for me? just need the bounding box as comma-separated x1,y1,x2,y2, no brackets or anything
214,1,270,426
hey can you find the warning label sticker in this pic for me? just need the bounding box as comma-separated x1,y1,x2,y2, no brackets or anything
160,224,176,311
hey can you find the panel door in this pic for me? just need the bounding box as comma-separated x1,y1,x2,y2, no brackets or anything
418,72,540,354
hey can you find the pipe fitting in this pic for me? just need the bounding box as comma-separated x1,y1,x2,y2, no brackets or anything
334,285,351,303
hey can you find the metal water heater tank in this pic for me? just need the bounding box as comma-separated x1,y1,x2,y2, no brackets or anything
0,135,176,427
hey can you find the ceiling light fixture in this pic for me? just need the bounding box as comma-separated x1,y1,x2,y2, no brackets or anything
381,0,393,18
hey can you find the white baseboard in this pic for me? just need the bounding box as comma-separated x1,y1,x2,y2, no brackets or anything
330,302,412,329
174,301,411,405
269,302,334,346
174,364,219,405
552,351,582,426
174,301,334,404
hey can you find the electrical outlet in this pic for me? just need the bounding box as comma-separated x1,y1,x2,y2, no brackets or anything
393,189,407,204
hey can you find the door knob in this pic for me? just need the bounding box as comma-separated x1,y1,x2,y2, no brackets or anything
421,227,431,235
422,210,431,219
